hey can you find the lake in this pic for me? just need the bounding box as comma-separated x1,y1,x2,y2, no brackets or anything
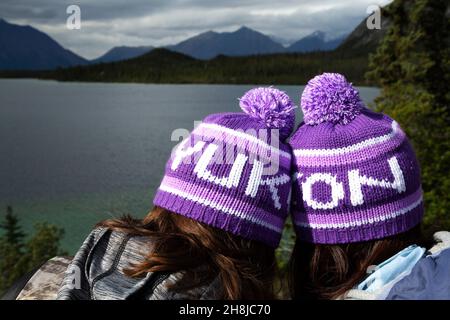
0,79,380,253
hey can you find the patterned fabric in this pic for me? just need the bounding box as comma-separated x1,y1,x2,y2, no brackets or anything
154,87,296,247
56,228,222,300
15,256,72,300
289,73,423,244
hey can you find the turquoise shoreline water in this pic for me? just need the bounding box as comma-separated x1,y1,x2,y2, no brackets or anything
0,79,380,253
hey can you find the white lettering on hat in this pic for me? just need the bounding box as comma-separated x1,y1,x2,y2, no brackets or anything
262,174,291,209
171,140,206,170
348,156,406,206
302,173,345,210
194,143,248,188
245,159,290,209
171,141,290,209
300,156,407,209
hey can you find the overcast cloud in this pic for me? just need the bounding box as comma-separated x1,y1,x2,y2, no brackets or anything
0,0,392,59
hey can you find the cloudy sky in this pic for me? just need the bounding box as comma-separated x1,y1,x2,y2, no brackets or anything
1,0,392,59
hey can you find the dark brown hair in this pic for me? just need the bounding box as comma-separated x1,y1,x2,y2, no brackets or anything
288,225,426,300
97,206,276,299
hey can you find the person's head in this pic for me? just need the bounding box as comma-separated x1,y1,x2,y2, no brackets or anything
153,87,295,249
288,73,424,299
99,207,277,299
102,87,296,299
288,225,423,299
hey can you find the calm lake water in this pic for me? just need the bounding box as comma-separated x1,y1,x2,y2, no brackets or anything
0,79,380,253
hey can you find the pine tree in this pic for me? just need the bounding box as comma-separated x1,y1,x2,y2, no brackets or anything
0,206,25,248
366,0,450,235
0,206,66,296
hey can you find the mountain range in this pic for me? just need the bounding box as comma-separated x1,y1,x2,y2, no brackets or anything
91,45,154,64
0,19,347,70
166,26,285,59
0,11,384,85
166,27,346,59
287,31,345,53
0,19,87,70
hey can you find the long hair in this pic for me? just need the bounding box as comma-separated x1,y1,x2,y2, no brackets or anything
288,225,425,300
97,206,277,299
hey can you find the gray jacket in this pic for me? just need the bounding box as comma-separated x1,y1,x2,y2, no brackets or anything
55,228,221,300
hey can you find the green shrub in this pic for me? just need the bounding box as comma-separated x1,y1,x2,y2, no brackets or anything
366,0,450,236
0,206,66,296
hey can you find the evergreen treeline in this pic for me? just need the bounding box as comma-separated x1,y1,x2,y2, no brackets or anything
1,49,370,85
367,0,450,236
0,206,66,297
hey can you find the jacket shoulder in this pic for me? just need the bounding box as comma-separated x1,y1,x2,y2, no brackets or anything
17,256,73,300
387,240,450,300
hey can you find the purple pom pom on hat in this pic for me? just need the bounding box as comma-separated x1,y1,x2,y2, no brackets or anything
301,73,364,125
289,73,423,244
239,87,296,139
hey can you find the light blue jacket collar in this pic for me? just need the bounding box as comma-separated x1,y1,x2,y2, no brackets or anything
344,231,450,300
357,245,425,293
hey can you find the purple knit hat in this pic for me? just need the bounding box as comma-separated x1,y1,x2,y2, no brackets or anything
289,73,423,244
153,87,296,247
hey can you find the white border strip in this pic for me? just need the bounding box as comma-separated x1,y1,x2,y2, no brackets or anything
196,123,291,159
296,195,422,230
294,121,400,157
159,184,282,233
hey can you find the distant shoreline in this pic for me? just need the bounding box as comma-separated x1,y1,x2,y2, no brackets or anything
0,78,380,91
0,49,373,86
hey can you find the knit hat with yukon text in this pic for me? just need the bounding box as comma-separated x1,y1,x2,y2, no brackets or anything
154,87,296,247
289,73,423,244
